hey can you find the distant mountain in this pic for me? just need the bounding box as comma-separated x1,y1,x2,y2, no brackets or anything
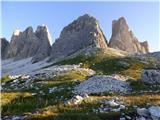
109,17,149,54
1,38,9,59
49,14,108,61
1,14,150,64
3,25,52,63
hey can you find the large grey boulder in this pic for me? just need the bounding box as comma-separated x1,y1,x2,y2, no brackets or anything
49,14,108,61
5,25,52,63
1,38,9,59
109,17,149,54
141,69,160,85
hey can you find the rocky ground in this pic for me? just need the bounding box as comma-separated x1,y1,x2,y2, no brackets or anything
1,52,160,120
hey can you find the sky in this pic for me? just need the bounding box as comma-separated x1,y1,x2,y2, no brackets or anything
1,1,160,52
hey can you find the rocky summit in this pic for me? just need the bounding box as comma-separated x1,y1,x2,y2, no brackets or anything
109,17,149,54
4,25,52,63
49,14,108,61
1,38,9,59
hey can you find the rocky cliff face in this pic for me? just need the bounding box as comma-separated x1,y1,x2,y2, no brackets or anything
5,25,52,63
49,14,108,61
31,26,52,63
109,17,149,54
1,38,9,59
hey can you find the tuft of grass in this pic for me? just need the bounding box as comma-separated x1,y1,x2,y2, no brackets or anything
1,92,32,106
54,70,89,81
1,75,12,83
129,80,149,91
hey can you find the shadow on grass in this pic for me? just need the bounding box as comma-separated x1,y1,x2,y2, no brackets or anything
1,80,75,116
28,112,121,120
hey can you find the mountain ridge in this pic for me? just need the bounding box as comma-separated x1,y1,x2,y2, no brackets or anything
1,14,150,63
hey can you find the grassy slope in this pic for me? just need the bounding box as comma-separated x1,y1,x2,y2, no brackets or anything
52,51,154,80
1,51,159,120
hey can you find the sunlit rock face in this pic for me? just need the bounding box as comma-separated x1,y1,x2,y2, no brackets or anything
4,25,52,63
1,38,9,59
31,25,52,63
49,14,108,61
109,17,149,54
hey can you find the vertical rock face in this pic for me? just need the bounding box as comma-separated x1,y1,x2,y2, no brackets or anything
50,14,108,61
5,25,52,62
109,17,149,54
1,38,9,59
31,26,52,63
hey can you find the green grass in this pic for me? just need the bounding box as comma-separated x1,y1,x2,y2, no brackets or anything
1,75,13,83
129,80,149,91
50,53,152,80
1,70,90,116
28,112,121,120
1,51,159,119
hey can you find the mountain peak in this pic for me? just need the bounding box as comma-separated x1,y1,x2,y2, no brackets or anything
109,17,149,54
13,29,22,36
49,14,107,61
4,25,52,62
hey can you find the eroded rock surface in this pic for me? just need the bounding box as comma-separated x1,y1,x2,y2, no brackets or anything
1,38,9,59
109,17,149,54
4,25,52,63
50,14,108,61
141,69,160,85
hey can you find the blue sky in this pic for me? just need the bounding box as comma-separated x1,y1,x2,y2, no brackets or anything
1,1,159,52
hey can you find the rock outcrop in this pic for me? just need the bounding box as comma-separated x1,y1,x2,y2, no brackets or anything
140,69,160,85
4,25,52,63
1,38,9,59
109,17,149,54
49,14,108,61
74,75,131,95
137,106,160,120
149,51,160,60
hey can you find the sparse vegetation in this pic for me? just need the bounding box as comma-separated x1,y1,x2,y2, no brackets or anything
1,75,12,83
52,53,153,80
1,53,160,120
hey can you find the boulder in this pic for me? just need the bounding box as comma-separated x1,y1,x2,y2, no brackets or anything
137,108,150,117
141,69,160,85
148,106,160,120
109,17,149,54
49,14,108,61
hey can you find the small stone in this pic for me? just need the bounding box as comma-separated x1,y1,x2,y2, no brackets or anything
105,100,119,107
136,117,146,120
111,108,120,112
120,105,126,110
125,115,131,120
120,117,126,120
